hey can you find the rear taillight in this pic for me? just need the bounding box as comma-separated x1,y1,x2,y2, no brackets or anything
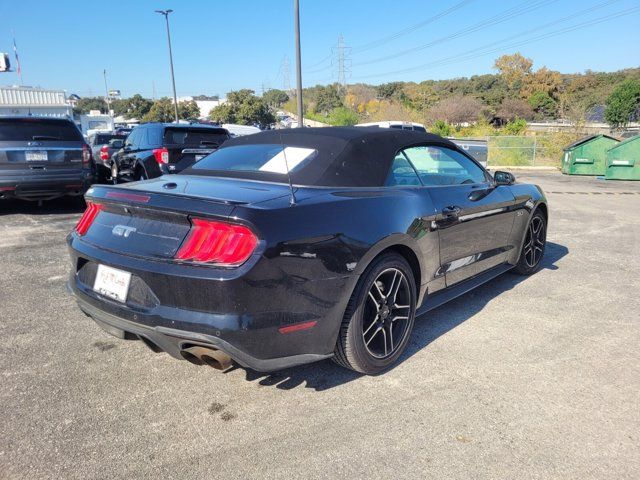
99,145,109,161
153,147,169,164
82,144,91,166
75,202,103,235
175,218,258,266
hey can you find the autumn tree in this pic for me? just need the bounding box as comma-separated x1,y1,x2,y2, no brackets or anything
493,52,533,91
142,98,201,122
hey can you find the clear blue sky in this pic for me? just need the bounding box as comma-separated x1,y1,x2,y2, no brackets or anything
1,0,639,99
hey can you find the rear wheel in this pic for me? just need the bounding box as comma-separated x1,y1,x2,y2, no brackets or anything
334,253,416,374
110,163,119,185
135,167,148,181
514,210,546,275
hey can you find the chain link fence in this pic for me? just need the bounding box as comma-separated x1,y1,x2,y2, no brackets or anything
487,136,564,168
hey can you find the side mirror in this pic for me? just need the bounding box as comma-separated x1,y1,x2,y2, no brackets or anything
494,170,515,185
110,139,124,149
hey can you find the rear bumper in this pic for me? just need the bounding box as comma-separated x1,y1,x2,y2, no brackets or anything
67,235,357,372
0,171,92,200
71,288,333,371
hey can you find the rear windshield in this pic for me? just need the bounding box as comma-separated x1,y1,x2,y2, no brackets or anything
93,134,122,145
163,128,228,148
0,119,83,142
191,144,318,174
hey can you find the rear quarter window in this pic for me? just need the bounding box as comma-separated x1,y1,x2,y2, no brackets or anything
0,119,83,142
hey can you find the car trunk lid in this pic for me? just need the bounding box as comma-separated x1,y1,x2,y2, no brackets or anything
80,176,290,259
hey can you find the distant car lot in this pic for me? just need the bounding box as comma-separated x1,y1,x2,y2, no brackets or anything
1,171,639,478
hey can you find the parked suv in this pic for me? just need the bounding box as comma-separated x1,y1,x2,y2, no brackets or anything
87,132,126,182
111,123,230,181
0,116,92,201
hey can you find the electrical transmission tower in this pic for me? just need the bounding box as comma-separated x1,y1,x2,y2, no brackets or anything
332,34,351,94
280,55,292,93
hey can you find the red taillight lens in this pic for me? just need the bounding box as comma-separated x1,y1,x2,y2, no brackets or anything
153,147,169,164
75,202,103,235
100,145,109,160
175,218,258,266
82,144,91,166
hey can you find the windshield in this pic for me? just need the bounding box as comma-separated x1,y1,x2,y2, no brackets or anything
0,119,83,142
163,128,229,147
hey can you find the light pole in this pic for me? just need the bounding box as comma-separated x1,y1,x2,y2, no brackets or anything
155,9,179,122
102,69,111,115
294,0,304,128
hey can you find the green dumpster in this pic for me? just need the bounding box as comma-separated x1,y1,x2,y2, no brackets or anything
561,134,619,176
605,135,640,181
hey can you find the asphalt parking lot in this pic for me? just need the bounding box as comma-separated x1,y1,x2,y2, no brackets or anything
1,171,639,479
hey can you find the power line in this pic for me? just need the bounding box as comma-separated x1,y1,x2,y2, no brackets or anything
351,5,640,81
353,0,475,53
353,0,559,68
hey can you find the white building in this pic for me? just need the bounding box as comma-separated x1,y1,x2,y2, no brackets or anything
177,96,226,119
0,85,73,117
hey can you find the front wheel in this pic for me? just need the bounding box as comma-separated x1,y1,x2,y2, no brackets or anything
333,253,416,374
514,210,547,275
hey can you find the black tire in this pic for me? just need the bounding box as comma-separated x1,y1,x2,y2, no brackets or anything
514,210,547,275
110,163,119,185
333,252,417,374
135,167,148,181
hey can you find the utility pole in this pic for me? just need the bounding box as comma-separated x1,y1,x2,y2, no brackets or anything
103,69,111,114
293,0,304,128
155,9,179,122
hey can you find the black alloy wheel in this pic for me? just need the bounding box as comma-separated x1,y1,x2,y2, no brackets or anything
515,210,546,275
334,253,416,374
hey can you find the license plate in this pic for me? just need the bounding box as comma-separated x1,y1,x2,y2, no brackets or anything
25,151,48,162
93,264,132,303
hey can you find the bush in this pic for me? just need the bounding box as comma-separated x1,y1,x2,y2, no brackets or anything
327,107,359,126
430,120,452,137
503,118,527,135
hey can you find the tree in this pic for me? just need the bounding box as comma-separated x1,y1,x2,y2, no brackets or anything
208,89,275,126
314,84,343,115
112,94,153,119
375,82,404,100
529,91,558,119
427,95,486,124
327,107,359,126
604,79,640,129
496,98,534,122
141,98,202,122
494,53,533,90
263,89,289,108
521,67,562,99
75,97,109,114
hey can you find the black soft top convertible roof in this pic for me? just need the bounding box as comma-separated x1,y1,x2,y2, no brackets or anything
208,127,458,187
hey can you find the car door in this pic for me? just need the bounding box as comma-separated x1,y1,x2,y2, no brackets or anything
402,145,517,286
117,127,142,171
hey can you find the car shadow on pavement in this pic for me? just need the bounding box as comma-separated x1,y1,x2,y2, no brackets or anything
0,197,86,216
228,241,568,392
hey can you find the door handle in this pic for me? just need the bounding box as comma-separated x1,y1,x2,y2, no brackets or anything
442,205,461,218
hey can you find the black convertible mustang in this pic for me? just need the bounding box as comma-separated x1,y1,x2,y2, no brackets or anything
67,127,547,374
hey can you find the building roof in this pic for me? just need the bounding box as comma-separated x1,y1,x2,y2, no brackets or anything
564,134,619,151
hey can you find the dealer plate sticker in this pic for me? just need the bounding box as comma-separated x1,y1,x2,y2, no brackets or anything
93,264,132,303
